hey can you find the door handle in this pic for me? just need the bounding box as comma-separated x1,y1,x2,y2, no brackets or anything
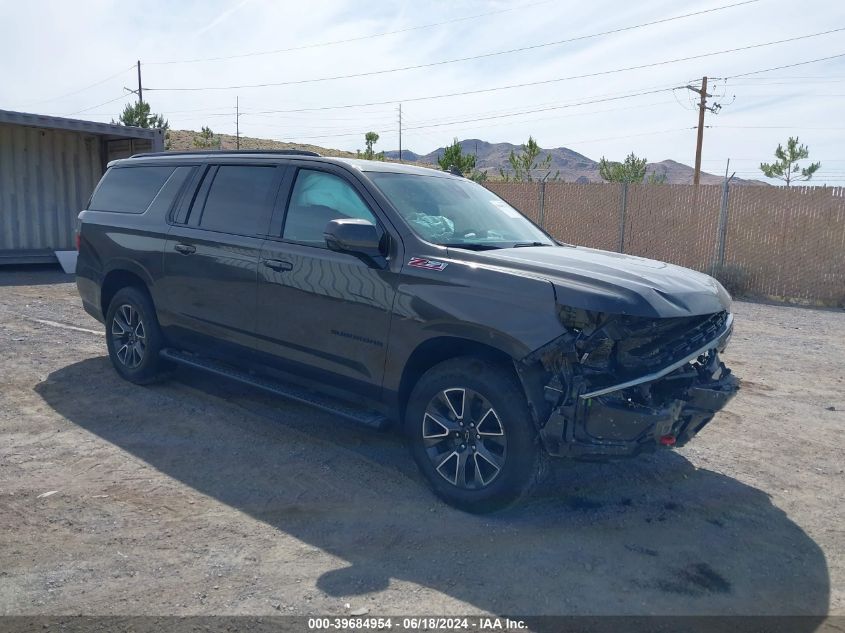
263,259,293,272
174,243,196,255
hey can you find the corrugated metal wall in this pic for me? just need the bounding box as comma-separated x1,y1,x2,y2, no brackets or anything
0,123,102,252
105,138,155,162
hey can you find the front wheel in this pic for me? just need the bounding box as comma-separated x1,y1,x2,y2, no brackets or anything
405,357,544,513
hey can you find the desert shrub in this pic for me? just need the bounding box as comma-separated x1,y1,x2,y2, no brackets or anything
707,263,748,297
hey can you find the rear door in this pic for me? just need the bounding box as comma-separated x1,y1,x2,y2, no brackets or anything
255,165,399,397
160,162,284,355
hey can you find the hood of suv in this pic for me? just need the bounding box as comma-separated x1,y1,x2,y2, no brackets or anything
454,245,731,318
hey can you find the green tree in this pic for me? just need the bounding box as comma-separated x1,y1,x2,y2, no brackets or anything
760,136,820,186
437,138,488,181
113,100,169,130
193,126,219,149
362,131,385,161
598,152,648,183
499,136,558,182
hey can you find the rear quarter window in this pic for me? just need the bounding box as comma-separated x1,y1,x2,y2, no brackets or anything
89,165,176,213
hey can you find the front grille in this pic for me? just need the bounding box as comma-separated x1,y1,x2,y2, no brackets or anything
614,311,728,373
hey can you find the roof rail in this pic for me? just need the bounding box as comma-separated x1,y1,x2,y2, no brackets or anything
130,149,321,159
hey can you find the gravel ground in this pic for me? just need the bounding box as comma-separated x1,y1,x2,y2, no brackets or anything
0,267,842,619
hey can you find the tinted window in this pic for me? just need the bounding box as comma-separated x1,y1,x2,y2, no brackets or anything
198,165,278,235
89,166,175,213
283,170,377,246
146,166,194,217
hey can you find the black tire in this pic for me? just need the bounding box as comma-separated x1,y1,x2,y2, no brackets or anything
105,286,168,385
405,356,544,513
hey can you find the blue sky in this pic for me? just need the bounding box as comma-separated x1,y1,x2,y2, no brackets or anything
2,0,844,183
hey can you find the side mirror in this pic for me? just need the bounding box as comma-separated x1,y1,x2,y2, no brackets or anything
324,218,385,263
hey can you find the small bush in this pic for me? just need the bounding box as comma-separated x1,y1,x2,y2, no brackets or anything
708,263,748,297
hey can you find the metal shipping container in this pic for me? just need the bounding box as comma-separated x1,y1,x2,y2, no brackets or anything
0,109,164,264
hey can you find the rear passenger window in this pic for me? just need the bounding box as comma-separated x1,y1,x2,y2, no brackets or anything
198,166,278,235
89,166,175,213
146,166,194,217
283,170,377,246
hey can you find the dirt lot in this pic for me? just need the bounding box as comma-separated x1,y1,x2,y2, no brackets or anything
0,267,842,619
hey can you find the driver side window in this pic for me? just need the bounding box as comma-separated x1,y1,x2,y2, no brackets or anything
283,169,377,246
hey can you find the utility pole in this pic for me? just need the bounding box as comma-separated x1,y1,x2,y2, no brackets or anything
136,60,143,104
124,61,144,108
690,76,709,185
686,76,721,185
398,103,403,163
236,96,240,150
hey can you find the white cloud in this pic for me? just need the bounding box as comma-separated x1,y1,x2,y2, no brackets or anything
194,0,253,37
2,0,843,183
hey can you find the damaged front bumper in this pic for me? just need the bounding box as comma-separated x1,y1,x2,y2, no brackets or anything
523,311,739,459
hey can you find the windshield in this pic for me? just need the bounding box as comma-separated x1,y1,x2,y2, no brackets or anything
367,172,554,249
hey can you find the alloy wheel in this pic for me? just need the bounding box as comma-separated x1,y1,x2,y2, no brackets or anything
111,304,146,369
422,387,507,489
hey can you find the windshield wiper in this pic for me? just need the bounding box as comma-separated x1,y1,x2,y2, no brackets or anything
512,242,554,248
441,243,503,251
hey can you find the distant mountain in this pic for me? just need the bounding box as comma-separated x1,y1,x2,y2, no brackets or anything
386,139,764,185
386,149,421,162
168,130,764,186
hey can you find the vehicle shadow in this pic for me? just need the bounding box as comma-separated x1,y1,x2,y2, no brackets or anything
35,358,830,622
0,264,74,287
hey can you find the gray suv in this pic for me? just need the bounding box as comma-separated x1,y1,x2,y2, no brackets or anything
76,150,738,512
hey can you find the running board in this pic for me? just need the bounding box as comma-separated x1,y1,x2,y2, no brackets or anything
159,348,390,431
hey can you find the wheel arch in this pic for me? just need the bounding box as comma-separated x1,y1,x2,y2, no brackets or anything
100,267,153,320
396,336,520,423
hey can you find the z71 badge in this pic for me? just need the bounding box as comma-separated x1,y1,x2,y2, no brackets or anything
408,257,448,271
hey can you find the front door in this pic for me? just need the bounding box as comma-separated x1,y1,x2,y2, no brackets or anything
256,166,398,398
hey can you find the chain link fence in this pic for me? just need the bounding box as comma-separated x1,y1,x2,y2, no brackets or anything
484,181,845,306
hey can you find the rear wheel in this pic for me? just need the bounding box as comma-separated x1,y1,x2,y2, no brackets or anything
105,286,167,384
405,357,544,513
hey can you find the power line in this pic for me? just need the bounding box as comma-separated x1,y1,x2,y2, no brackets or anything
723,52,845,79
400,88,676,131
145,0,555,65
702,157,845,162
146,1,769,92
255,96,676,139
124,82,679,123
724,92,845,97
123,50,845,123
275,127,694,146
239,89,678,140
148,28,845,122
707,125,845,130
243,107,398,120
66,93,132,116
213,95,689,154
726,75,845,80
228,117,399,134
392,100,678,138
21,65,135,108
727,79,845,85
383,96,673,131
